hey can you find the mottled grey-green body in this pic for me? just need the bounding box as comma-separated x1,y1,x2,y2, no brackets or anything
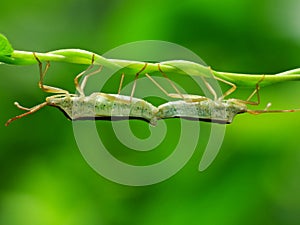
47,93,158,125
157,99,247,124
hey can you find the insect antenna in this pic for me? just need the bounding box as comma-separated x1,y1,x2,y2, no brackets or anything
247,107,300,115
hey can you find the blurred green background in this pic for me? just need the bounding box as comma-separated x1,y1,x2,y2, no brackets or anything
1,0,300,224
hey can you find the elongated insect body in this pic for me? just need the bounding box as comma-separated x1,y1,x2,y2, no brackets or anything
157,99,247,124
6,51,300,127
47,93,158,125
5,54,161,126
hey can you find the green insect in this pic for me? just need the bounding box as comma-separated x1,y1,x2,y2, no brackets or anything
5,54,158,126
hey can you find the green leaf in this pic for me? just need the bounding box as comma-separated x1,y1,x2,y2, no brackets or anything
0,33,14,56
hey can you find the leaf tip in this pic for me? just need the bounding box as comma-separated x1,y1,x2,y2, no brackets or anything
0,33,14,56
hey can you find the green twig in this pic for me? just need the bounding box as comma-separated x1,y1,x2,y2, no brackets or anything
1,33,300,88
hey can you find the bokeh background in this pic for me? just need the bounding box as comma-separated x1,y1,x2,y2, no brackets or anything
1,0,300,224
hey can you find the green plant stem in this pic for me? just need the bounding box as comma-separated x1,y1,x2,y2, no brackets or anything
1,49,300,88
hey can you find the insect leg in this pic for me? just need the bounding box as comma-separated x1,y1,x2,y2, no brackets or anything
215,76,237,100
74,54,103,96
264,102,272,111
130,63,148,100
235,75,265,105
118,73,125,95
144,73,207,102
201,76,218,100
157,64,184,99
76,65,103,96
144,73,170,97
5,101,48,126
14,102,31,111
33,53,69,95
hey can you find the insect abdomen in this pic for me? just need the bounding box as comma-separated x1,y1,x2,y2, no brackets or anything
49,93,158,125
157,99,246,124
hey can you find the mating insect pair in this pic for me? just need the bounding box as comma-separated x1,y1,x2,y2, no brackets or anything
5,54,300,126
